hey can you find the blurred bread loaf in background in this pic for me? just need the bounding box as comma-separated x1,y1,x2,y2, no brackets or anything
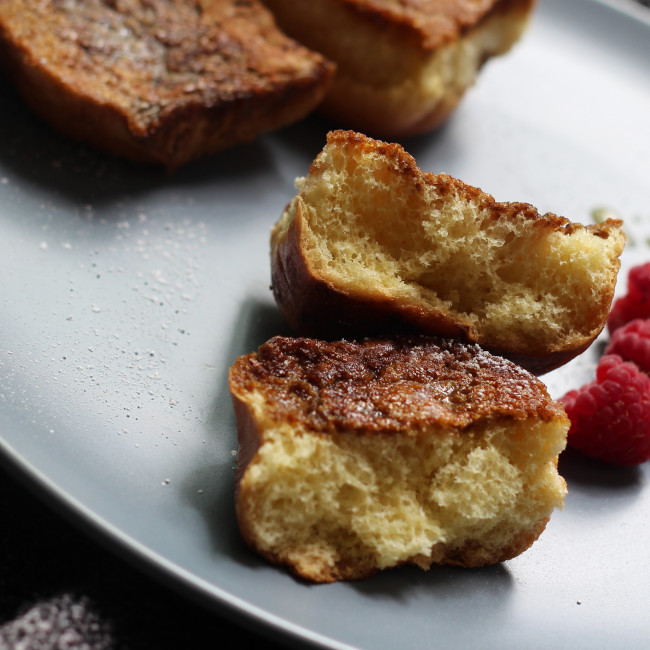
0,0,334,168
261,0,537,137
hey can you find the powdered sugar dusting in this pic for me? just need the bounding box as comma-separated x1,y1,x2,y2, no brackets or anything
0,195,210,452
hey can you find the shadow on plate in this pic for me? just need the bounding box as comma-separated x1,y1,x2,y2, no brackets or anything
179,297,294,565
559,446,643,492
267,111,337,158
224,297,296,358
0,76,278,208
351,560,513,602
268,104,457,168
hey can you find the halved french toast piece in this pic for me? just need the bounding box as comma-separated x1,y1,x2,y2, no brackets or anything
271,130,625,375
230,335,569,583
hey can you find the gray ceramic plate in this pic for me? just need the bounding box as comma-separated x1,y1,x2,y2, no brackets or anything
1,0,649,647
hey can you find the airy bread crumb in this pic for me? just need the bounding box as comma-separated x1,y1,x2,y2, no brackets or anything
230,336,568,583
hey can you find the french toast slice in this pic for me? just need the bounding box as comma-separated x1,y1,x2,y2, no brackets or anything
261,0,536,137
230,335,569,583
271,130,626,375
0,0,334,168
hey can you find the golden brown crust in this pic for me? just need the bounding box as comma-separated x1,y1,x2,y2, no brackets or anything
0,0,334,168
230,335,568,582
271,131,625,375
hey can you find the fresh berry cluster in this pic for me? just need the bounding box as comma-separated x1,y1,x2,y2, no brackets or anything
560,355,650,466
605,319,650,373
560,263,650,466
607,262,650,334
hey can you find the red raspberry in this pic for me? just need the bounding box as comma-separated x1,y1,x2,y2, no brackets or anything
608,263,650,334
605,319,650,373
559,355,650,466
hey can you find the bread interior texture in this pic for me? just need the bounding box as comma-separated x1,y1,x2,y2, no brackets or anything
272,134,624,356
239,406,567,581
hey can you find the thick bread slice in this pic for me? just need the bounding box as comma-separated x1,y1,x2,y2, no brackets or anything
0,0,334,168
261,0,535,137
230,335,569,583
271,130,626,375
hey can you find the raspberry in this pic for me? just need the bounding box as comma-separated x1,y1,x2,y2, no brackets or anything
605,319,650,373
608,262,650,334
559,355,650,466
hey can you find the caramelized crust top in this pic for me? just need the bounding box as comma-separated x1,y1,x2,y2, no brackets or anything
230,336,566,433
